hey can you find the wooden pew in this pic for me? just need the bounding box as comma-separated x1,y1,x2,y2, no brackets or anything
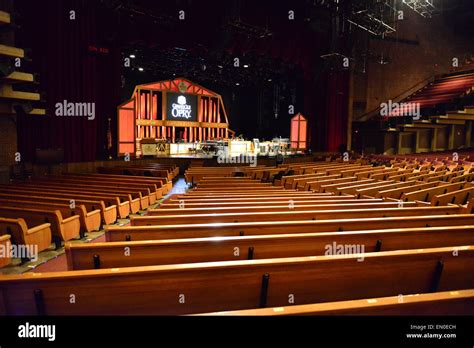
167,192,335,201
375,181,441,200
431,186,474,206
355,168,397,180
191,187,285,192
329,165,373,176
0,198,100,234
335,180,395,196
16,180,149,210
66,225,474,270
0,234,11,268
355,181,417,198
371,169,412,181
200,289,474,315
0,217,52,253
0,185,129,219
158,198,385,209
0,206,80,248
305,177,356,192
281,174,325,189
43,175,162,202
319,179,376,193
148,201,418,215
197,182,271,189
198,177,257,182
401,183,464,202
105,214,474,241
185,168,242,183
131,206,462,226
0,192,116,225
63,172,171,194
99,166,173,181
0,184,134,216
1,246,472,315
449,172,474,183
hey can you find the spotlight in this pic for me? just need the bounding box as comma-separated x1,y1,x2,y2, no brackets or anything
235,82,240,86
129,54,136,58
243,64,249,68
138,67,144,71
267,78,272,82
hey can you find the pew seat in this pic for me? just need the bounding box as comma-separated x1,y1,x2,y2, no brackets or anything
0,246,472,315
199,289,474,315
0,199,100,234
0,206,80,248
131,206,462,226
0,217,52,253
0,192,116,225
0,185,131,218
105,214,474,241
66,225,474,270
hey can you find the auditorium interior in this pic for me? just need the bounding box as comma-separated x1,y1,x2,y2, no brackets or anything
0,0,473,344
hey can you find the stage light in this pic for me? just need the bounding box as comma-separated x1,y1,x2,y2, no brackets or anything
138,67,144,71
402,0,436,18
348,0,397,36
243,64,249,68
129,54,136,58
268,78,272,82
235,82,240,86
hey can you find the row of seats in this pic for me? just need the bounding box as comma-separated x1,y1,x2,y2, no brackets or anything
0,170,172,267
1,160,472,315
98,163,179,182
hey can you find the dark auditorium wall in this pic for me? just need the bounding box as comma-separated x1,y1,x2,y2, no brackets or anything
353,10,474,118
15,0,121,163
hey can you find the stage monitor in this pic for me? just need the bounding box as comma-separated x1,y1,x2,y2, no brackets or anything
166,92,198,122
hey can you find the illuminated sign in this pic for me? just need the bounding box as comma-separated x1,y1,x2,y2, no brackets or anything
166,92,197,122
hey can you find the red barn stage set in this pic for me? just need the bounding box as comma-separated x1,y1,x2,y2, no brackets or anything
117,78,308,158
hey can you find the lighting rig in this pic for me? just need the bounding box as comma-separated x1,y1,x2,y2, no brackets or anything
347,0,398,36
402,0,437,18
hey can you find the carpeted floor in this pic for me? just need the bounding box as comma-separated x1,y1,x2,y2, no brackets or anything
0,177,189,274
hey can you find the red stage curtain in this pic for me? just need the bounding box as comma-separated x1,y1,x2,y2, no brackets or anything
16,0,121,163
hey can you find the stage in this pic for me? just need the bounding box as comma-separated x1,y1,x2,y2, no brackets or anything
117,77,309,160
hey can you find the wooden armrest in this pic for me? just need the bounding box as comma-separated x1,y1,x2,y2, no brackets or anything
0,234,11,242
26,223,51,236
